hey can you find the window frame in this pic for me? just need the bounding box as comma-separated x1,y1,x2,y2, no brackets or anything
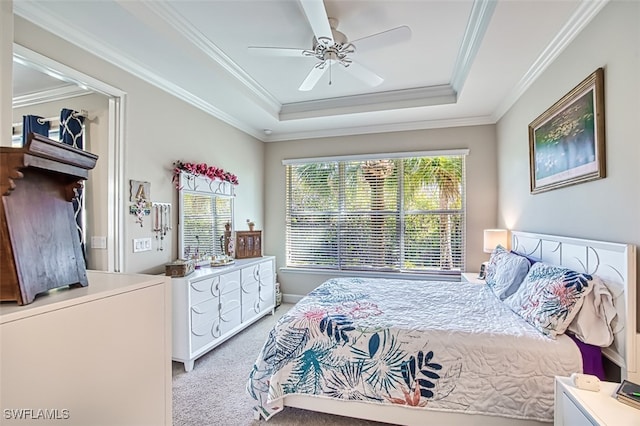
283,149,468,278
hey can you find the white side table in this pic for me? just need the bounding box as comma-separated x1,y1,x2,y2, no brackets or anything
461,272,485,285
554,376,640,425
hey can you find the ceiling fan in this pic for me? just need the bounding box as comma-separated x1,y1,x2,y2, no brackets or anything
248,0,411,91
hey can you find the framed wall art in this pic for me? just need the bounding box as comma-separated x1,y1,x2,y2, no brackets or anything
528,68,605,194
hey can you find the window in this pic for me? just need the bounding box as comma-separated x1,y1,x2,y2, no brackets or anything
284,151,467,276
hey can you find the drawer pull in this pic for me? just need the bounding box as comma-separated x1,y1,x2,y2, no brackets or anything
211,323,221,338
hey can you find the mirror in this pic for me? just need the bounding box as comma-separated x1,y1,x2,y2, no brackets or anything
178,173,234,262
12,44,126,272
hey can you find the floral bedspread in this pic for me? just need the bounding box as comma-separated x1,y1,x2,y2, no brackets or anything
247,277,582,422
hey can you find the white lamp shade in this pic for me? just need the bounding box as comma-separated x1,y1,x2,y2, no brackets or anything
483,229,508,253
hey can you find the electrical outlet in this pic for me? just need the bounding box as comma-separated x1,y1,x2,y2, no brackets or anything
133,237,152,253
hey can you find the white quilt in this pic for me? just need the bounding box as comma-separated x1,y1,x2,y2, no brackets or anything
247,277,582,422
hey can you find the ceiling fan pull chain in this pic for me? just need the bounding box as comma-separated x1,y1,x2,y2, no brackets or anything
329,60,332,86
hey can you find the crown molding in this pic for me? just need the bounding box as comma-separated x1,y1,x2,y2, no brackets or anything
266,115,495,142
492,0,609,121
280,85,457,120
450,0,497,94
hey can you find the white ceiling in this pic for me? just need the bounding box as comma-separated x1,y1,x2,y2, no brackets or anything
12,0,608,142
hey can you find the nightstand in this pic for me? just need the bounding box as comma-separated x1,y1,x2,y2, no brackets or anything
554,376,640,425
461,272,485,285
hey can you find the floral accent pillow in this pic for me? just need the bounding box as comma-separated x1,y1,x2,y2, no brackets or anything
504,262,596,338
485,245,530,300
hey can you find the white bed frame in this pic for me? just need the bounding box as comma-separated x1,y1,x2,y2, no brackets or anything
270,231,637,425
511,231,638,383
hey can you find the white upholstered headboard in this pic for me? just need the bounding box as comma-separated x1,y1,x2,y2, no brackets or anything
511,231,638,382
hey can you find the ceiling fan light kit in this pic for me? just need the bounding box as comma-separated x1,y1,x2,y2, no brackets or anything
248,0,411,92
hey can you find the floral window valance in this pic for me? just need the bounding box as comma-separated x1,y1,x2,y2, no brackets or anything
172,161,239,189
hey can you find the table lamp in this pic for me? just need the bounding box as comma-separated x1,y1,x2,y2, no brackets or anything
479,229,508,279
483,229,509,253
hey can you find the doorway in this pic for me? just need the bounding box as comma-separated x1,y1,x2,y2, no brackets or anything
12,44,126,272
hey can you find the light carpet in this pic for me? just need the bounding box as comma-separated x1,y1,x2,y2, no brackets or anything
172,303,391,426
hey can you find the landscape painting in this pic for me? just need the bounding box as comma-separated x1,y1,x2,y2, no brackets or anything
528,68,605,194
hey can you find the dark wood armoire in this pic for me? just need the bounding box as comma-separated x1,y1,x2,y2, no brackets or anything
1,133,98,305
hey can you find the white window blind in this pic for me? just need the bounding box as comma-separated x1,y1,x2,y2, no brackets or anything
285,153,466,275
181,193,232,259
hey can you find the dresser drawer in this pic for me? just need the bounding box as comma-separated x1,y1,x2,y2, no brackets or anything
190,321,220,353
191,298,218,329
241,265,259,287
219,306,241,336
242,281,274,321
242,290,259,321
241,261,274,286
259,278,275,305
189,277,219,305
219,270,240,295
189,270,240,306
258,260,274,282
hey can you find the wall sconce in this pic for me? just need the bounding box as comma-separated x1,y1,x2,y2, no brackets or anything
483,229,509,253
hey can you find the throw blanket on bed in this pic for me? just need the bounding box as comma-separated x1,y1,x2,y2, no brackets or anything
247,277,582,422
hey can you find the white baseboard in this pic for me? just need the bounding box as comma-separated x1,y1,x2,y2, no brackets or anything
282,294,304,304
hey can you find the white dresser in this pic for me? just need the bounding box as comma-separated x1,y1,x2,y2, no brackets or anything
172,256,275,371
0,271,172,425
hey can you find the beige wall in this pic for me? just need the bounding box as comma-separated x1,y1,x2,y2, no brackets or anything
497,1,640,316
265,125,499,297
11,17,265,274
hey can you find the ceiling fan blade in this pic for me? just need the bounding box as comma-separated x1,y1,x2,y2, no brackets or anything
247,46,307,57
299,0,334,45
351,25,412,54
299,64,328,91
347,61,384,87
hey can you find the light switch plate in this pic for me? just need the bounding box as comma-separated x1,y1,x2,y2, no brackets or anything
133,237,152,253
91,236,107,249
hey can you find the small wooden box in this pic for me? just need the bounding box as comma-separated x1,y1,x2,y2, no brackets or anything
235,231,262,259
165,259,195,277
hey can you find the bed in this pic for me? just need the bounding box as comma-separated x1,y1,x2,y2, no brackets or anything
247,231,637,425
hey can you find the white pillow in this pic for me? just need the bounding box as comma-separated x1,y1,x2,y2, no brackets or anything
485,245,530,300
504,262,596,338
567,277,617,346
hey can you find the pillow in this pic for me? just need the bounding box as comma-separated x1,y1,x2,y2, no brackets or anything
485,245,530,300
504,262,596,338
510,250,539,266
567,276,616,346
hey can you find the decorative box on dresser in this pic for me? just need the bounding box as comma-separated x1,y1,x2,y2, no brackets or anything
0,271,172,425
172,256,276,372
554,376,639,425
